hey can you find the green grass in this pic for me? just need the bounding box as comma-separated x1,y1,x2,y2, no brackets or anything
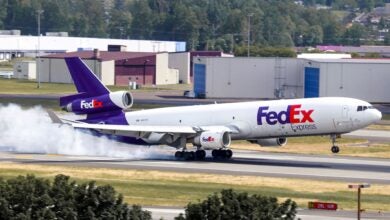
382,114,390,120
0,163,389,211
0,98,60,110
0,78,191,94
0,78,77,94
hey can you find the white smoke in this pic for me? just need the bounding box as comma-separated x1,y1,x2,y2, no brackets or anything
0,104,170,159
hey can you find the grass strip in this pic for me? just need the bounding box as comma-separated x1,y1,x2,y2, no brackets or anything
0,78,190,94
0,162,389,211
231,136,390,158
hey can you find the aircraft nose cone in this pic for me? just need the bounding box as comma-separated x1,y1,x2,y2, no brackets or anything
372,109,382,122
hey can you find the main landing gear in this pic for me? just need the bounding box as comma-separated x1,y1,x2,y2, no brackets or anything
174,149,233,160
330,134,340,153
175,149,206,160
212,149,233,159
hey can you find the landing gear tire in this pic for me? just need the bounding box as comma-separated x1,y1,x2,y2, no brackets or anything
183,151,195,160
175,151,196,160
212,149,233,160
331,146,340,154
175,151,183,158
225,149,233,159
195,150,206,160
330,134,340,154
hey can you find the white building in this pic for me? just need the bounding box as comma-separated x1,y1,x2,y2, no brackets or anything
193,57,390,103
13,61,36,80
0,35,186,61
193,57,304,99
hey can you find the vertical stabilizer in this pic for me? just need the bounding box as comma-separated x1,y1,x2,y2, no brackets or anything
60,57,110,106
64,57,109,95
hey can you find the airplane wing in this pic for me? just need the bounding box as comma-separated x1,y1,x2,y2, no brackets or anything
71,123,239,135
72,123,198,134
47,110,239,141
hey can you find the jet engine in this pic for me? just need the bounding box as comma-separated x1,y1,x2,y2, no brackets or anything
63,91,133,115
193,131,231,149
248,138,287,147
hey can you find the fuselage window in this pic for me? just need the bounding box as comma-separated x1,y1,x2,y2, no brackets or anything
357,106,362,111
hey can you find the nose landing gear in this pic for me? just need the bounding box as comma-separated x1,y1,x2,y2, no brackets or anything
330,134,340,153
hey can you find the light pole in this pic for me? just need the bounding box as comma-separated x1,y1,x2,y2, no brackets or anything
143,59,150,85
247,13,253,57
348,183,370,220
36,9,44,88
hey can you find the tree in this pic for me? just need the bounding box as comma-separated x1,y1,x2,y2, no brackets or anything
176,189,297,220
343,23,367,45
0,174,151,220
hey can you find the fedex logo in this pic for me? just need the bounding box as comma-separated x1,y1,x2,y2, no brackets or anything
257,104,314,125
80,99,103,109
202,136,215,142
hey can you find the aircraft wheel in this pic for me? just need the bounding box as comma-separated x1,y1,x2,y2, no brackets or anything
212,150,218,158
331,146,340,154
196,150,206,160
175,151,183,158
225,149,233,159
184,151,195,160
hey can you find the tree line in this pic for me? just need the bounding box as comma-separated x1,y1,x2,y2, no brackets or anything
1,0,389,55
0,174,297,219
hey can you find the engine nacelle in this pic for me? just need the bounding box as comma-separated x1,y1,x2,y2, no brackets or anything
248,138,287,147
64,91,133,115
193,131,231,149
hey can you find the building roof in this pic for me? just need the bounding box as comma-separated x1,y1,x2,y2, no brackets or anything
305,58,390,64
41,51,157,62
317,45,390,54
0,35,186,53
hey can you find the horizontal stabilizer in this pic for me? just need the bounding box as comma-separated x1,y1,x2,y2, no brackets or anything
46,109,63,124
59,92,89,107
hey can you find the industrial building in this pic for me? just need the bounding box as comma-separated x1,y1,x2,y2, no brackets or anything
13,61,36,80
168,51,233,84
40,50,179,86
0,33,186,61
303,59,390,103
193,57,390,103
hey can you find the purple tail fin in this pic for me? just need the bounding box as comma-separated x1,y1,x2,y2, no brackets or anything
60,57,110,106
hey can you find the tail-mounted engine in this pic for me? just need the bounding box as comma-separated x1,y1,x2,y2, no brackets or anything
248,138,287,147
193,131,231,149
63,91,133,115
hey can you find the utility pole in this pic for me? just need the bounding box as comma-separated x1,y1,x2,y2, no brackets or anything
247,13,253,57
36,9,44,88
143,59,150,85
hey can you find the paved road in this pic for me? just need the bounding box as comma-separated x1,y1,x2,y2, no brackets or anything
1,150,389,184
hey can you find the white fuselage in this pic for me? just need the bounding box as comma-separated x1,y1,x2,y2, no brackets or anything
123,97,382,140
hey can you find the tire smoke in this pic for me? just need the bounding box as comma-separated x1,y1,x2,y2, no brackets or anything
0,104,169,159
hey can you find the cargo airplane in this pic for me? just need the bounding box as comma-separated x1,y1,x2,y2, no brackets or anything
53,57,382,160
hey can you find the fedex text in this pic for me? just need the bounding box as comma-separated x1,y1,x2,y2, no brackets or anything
257,104,314,125
80,99,103,109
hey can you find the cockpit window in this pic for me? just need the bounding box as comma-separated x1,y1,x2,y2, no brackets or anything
357,105,374,111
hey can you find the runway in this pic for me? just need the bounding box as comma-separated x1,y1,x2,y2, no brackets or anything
146,206,390,220
1,149,389,184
